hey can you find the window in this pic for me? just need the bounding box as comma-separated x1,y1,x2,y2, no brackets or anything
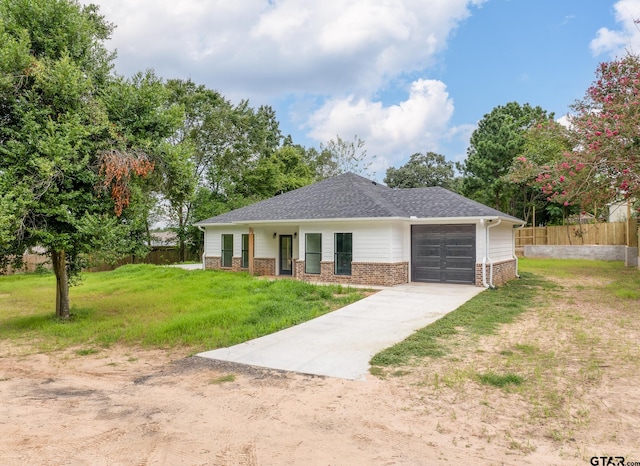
241,234,249,269
305,233,322,274
334,233,352,275
221,234,233,268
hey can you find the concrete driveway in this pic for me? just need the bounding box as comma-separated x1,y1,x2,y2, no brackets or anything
197,283,484,380
167,263,203,270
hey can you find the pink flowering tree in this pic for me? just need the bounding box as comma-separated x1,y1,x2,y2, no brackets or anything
511,54,640,215
506,118,574,223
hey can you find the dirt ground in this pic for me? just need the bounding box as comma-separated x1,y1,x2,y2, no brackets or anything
1,275,639,465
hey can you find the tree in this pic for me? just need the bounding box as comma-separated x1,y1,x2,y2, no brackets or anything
0,0,177,318
318,135,376,178
384,152,454,189
458,102,552,216
179,93,283,207
161,80,292,259
506,118,575,224
154,79,215,262
513,55,640,212
246,145,314,198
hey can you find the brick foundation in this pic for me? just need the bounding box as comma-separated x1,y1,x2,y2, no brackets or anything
204,256,221,270
253,258,276,276
294,260,409,286
475,259,517,287
231,257,242,271
207,255,519,288
204,256,253,273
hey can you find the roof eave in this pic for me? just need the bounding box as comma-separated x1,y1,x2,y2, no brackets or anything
196,216,409,226
195,215,524,227
404,215,523,224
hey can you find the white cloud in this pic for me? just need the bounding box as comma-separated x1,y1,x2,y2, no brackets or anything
90,0,485,97
590,0,640,57
306,79,458,171
86,0,486,170
556,114,572,128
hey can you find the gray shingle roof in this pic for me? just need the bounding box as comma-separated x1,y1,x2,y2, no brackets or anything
195,172,523,225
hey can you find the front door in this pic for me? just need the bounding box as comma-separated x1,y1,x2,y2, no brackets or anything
279,235,293,275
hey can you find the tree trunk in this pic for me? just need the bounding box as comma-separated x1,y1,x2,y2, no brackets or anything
178,208,186,263
51,249,70,319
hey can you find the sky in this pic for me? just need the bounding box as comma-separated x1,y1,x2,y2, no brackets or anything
85,0,640,180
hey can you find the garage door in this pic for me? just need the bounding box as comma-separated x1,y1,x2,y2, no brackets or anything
411,224,476,284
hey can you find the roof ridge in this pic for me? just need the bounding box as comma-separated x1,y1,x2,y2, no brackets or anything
348,175,408,217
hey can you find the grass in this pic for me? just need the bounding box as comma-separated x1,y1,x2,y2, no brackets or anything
369,257,640,451
371,257,640,369
0,264,366,353
75,348,100,356
209,374,236,384
476,371,524,388
369,268,558,367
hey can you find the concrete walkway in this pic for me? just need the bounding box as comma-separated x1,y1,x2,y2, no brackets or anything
197,283,484,381
166,263,203,270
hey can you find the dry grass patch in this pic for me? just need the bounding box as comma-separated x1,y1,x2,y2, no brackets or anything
376,259,640,460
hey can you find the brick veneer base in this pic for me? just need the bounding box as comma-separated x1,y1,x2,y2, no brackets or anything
294,261,409,287
475,259,517,287
204,256,275,275
204,256,221,270
206,255,517,288
253,258,276,276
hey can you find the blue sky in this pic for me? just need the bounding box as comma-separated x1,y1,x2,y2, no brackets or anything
88,0,640,179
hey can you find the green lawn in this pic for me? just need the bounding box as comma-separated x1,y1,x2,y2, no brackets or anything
0,264,366,353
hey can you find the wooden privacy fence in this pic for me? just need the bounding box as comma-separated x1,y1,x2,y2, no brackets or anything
6,246,199,275
516,220,637,247
4,252,50,274
84,247,199,272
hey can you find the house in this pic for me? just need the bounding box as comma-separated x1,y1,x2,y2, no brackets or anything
195,173,524,287
608,200,631,223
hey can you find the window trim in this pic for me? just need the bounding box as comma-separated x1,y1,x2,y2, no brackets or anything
221,234,233,268
334,232,352,276
304,233,322,274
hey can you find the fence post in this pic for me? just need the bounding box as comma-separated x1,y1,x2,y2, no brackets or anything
532,206,536,245
626,202,638,266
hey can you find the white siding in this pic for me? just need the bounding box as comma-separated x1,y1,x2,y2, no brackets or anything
351,222,393,262
298,221,396,263
488,223,515,261
391,222,408,262
203,219,516,266
253,226,278,259
475,222,516,262
475,222,486,263
204,226,249,257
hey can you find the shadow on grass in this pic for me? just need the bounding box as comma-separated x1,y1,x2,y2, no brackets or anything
2,307,94,334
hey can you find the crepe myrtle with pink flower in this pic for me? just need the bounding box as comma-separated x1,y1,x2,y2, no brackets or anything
510,54,640,214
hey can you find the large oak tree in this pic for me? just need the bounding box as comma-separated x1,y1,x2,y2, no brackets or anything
384,152,454,189
0,0,179,318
